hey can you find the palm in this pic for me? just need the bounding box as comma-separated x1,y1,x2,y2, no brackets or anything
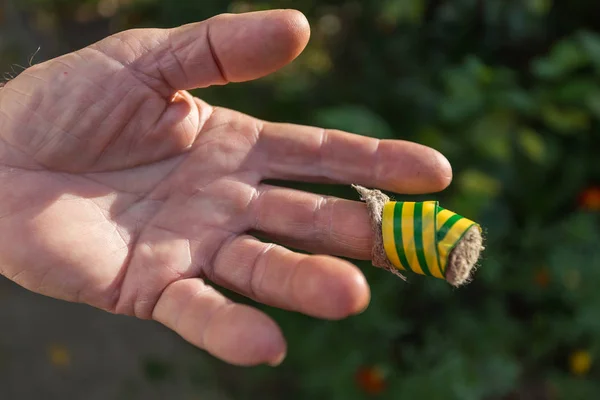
0,10,451,366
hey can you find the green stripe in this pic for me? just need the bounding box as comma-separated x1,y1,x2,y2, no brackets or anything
444,222,477,263
393,202,411,271
437,213,463,242
433,203,444,276
413,202,432,276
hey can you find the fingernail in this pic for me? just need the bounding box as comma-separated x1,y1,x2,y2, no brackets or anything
268,352,286,367
357,301,370,315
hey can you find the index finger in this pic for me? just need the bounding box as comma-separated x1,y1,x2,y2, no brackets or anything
255,121,452,194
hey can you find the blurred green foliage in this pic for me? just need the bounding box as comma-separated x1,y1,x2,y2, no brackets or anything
3,0,600,399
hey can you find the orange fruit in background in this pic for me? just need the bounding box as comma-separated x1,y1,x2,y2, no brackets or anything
355,365,386,395
578,187,600,211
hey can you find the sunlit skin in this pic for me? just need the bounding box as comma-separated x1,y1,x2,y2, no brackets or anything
0,10,452,366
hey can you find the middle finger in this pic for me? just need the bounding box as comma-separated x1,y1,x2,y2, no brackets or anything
255,121,452,194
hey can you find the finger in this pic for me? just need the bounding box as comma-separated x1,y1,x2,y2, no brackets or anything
255,121,452,194
153,279,286,367
207,235,370,320
93,9,310,95
251,185,372,260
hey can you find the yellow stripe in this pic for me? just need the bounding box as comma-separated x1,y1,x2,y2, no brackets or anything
382,202,403,270
436,208,458,272
438,217,478,268
401,202,424,275
436,209,455,228
422,201,443,279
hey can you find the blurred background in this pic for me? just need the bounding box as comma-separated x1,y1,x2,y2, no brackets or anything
2,0,600,399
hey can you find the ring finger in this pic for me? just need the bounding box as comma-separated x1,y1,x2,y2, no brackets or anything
251,184,373,260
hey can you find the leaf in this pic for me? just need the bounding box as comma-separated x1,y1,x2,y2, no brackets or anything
464,56,494,85
314,105,395,139
531,38,589,80
468,111,515,162
578,30,600,70
416,126,462,157
540,105,591,133
439,59,487,122
380,0,426,25
553,79,599,104
527,0,552,15
492,88,537,114
303,46,333,74
586,91,600,118
457,169,502,197
517,127,547,164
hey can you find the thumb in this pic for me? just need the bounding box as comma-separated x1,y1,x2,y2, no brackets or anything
93,9,311,95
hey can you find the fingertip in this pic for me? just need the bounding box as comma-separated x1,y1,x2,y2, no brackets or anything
295,256,371,320
203,304,287,367
351,265,372,315
268,350,287,367
431,148,453,191
278,9,311,57
204,9,311,83
257,9,311,67
336,259,371,318
385,141,453,194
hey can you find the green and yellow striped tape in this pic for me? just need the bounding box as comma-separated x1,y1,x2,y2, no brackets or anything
381,201,480,279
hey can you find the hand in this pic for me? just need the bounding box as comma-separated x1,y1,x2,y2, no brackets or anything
0,10,451,366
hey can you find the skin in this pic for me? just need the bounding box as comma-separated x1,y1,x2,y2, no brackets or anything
0,10,452,367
